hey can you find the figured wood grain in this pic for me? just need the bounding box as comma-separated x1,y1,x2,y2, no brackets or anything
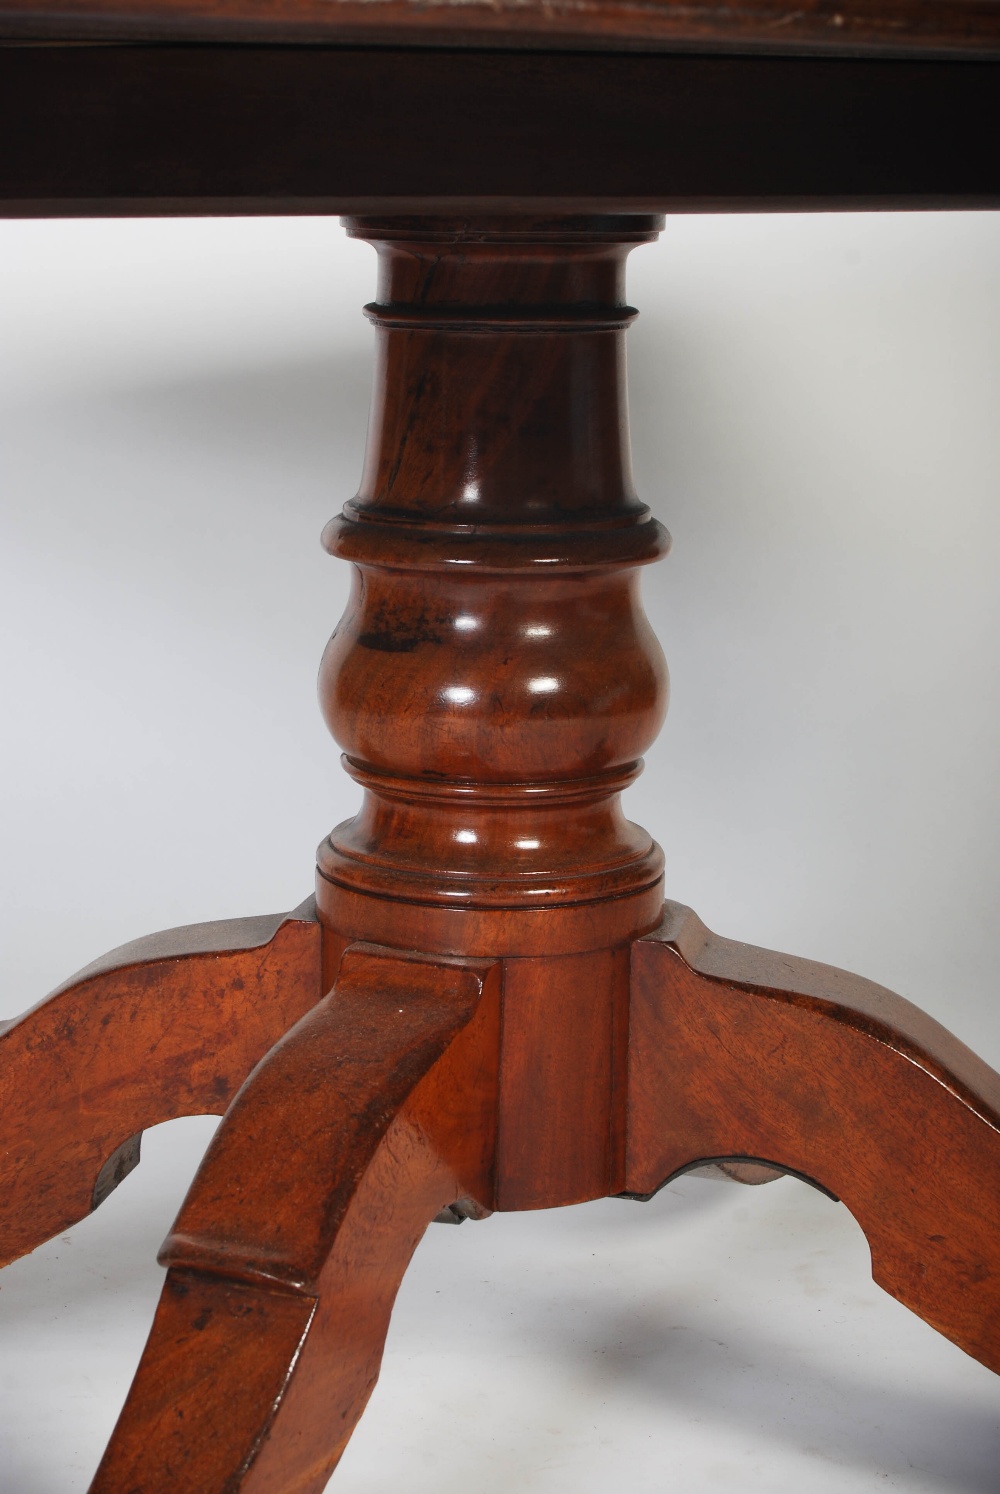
91,943,501,1493
0,901,322,1268
627,902,1000,1373
496,948,630,1208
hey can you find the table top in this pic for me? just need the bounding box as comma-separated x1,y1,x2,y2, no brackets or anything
2,0,999,214
3,0,1000,54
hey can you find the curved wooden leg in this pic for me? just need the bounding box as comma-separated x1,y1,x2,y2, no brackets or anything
626,901,1000,1373
0,899,322,1266
89,942,501,1494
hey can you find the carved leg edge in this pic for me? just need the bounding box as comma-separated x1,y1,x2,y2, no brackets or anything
90,942,501,1494
0,900,322,1266
625,901,1000,1375
619,1155,838,1199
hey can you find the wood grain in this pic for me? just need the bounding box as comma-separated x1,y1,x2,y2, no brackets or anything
90,943,501,1493
316,216,668,960
627,902,1000,1373
0,901,322,1268
2,173,998,1486
496,948,630,1208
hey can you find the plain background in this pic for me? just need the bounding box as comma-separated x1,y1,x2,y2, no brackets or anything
1,211,999,1491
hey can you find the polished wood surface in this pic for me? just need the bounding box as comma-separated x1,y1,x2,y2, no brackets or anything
2,0,999,54
0,903,321,1269
317,216,667,961
318,218,664,1209
1,48,998,1484
92,947,501,1492
629,903,1000,1374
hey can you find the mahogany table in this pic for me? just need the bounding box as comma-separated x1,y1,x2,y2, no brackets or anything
2,2,1000,1488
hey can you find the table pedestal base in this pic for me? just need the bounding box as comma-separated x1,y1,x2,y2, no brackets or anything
3,214,998,1491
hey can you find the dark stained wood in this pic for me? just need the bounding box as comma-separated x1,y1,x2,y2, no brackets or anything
2,47,999,217
627,903,1000,1374
91,944,502,1493
0,902,322,1268
1,0,999,55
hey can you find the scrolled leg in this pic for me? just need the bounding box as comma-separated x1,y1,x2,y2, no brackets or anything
89,942,501,1494
0,900,322,1266
626,901,1000,1373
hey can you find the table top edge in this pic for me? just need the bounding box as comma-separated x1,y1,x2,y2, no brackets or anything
3,0,1000,59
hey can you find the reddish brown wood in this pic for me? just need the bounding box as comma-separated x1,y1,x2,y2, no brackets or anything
0,901,322,1268
2,0,999,57
316,215,668,965
496,948,630,1207
90,944,501,1493
627,902,1000,1373
3,205,1000,1488
314,217,670,1212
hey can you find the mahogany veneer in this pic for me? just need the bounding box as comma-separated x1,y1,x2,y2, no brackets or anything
2,3,999,1486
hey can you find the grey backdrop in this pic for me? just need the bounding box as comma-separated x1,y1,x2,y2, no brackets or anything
1,212,998,1491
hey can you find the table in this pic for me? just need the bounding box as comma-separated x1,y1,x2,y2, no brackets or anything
2,4,1000,1489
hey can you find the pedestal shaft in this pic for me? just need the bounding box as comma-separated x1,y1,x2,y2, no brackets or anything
317,216,668,1205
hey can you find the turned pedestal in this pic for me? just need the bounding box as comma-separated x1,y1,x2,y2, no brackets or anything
2,215,999,1493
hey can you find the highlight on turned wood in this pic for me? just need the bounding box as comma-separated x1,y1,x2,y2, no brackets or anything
1,210,998,1491
316,216,669,1211
317,214,670,963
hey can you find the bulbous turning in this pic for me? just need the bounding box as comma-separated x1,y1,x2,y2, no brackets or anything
317,216,669,956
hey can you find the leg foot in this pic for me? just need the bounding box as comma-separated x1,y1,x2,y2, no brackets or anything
627,901,1000,1373
0,900,322,1265
90,942,501,1494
